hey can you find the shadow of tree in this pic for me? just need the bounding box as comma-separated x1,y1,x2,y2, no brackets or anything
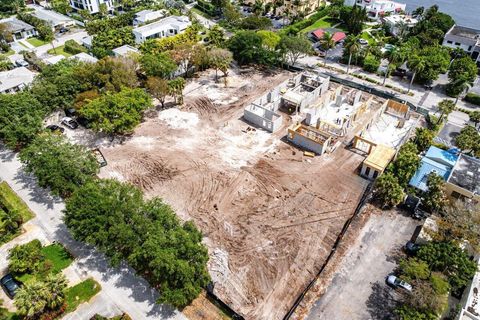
366,282,402,320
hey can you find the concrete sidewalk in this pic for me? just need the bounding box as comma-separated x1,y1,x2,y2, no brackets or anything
0,146,186,320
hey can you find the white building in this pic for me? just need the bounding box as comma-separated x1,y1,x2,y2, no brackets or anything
0,67,36,94
69,0,114,14
69,52,98,63
345,0,406,20
112,44,139,57
132,16,191,44
383,15,418,36
43,55,65,65
443,25,480,66
0,17,36,42
133,9,167,26
28,4,75,31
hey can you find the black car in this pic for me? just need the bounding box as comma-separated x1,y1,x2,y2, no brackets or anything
405,241,421,255
0,274,20,299
46,124,65,133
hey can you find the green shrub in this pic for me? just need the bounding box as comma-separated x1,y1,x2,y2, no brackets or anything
465,92,480,106
363,54,380,73
64,40,87,55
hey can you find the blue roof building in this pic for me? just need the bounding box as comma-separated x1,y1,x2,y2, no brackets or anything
409,146,459,192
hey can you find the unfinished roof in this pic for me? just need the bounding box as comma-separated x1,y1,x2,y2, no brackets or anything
290,124,331,144
448,154,480,195
0,67,35,93
363,144,396,171
0,17,34,33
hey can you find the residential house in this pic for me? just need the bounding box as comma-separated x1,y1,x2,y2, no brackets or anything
28,4,75,31
443,25,480,67
69,0,114,14
382,15,418,37
0,67,36,94
112,44,139,58
409,146,459,192
132,16,190,44
311,28,346,43
345,0,406,20
69,52,98,63
446,154,480,202
133,9,167,26
0,17,36,42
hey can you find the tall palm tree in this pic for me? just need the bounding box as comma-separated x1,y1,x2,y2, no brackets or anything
452,76,472,105
437,99,455,123
382,46,403,86
0,208,22,234
44,274,67,310
321,32,336,67
406,55,426,93
344,35,361,74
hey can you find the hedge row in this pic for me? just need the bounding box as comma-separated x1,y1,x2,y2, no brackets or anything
281,7,329,35
465,92,480,106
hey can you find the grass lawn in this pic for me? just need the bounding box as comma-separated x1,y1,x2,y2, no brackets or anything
16,242,73,283
361,31,376,45
190,7,214,20
301,16,336,33
65,278,101,313
26,37,48,47
47,45,72,57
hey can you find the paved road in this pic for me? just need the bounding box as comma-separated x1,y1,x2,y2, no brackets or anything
305,210,420,320
0,146,186,320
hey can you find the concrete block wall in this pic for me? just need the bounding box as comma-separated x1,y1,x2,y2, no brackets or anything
287,132,325,155
244,105,283,132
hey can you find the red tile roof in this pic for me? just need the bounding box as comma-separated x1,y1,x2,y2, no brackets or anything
312,29,346,43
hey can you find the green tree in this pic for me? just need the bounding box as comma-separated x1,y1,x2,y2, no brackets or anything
19,133,99,197
168,77,186,104
51,0,72,14
0,92,44,149
257,30,281,51
395,305,437,320
239,16,273,30
390,142,420,187
414,127,434,152
228,31,265,65
64,179,210,308
382,45,404,85
146,77,170,108
207,25,226,47
415,46,450,83
0,208,22,236
320,31,336,67
417,242,477,293
455,125,480,156
140,52,177,78
8,239,44,274
209,48,233,82
344,35,361,74
94,56,139,92
399,258,430,281
446,57,477,99
43,274,68,310
407,55,426,93
278,34,312,67
437,99,455,123
423,173,448,214
79,88,152,135
469,111,480,127
339,5,367,35
373,172,405,208
0,0,24,13
223,2,242,26
406,279,448,316
91,27,135,58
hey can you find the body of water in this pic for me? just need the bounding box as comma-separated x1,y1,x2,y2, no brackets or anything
400,0,480,29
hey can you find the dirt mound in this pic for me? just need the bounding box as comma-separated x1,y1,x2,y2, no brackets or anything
184,97,219,116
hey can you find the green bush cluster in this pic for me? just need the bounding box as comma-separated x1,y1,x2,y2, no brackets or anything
195,0,217,17
465,92,480,106
281,7,328,35
64,39,87,55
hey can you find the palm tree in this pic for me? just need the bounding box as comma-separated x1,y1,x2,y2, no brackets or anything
14,280,49,318
437,99,455,123
452,76,472,105
44,274,67,310
321,32,336,67
382,46,403,86
406,55,426,93
344,35,361,74
252,0,264,16
0,208,22,234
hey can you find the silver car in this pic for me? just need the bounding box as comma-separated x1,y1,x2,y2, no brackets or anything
387,275,412,291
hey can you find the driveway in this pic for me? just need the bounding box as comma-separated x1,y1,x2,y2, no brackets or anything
0,146,186,320
305,209,420,320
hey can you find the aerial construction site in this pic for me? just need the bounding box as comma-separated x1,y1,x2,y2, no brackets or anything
98,66,419,320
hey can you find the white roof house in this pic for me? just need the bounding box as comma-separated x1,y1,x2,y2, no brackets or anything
132,16,191,44
27,4,75,30
0,67,36,94
43,55,65,65
346,0,406,20
81,35,93,49
383,15,418,36
69,52,98,63
0,17,36,41
112,45,139,57
133,9,167,26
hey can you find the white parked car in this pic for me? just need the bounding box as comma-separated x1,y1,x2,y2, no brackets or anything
387,275,412,291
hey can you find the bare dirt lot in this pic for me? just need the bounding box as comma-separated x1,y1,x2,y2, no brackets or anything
99,67,370,320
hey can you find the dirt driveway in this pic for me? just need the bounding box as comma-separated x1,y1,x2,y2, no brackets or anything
305,209,420,320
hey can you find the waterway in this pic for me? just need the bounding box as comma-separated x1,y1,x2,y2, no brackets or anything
401,0,480,29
